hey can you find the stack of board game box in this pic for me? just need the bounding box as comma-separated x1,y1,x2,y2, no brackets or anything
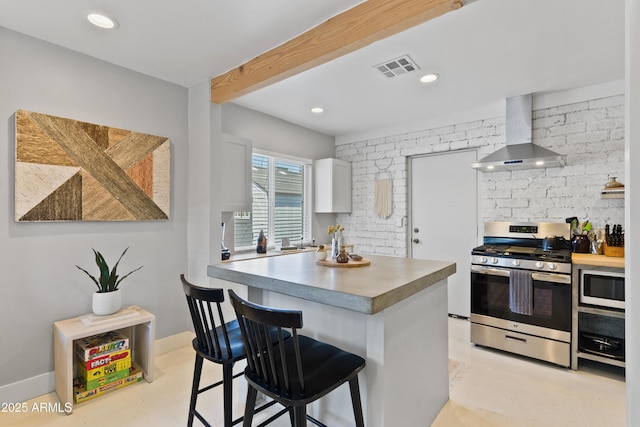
73,331,144,403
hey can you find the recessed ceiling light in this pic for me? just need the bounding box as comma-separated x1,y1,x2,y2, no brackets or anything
420,73,439,83
535,160,545,166
87,13,119,29
310,107,324,114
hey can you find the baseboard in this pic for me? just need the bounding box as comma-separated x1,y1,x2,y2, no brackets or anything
155,331,195,355
0,371,55,406
0,331,195,404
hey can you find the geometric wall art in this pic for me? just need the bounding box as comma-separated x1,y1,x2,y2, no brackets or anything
15,110,170,221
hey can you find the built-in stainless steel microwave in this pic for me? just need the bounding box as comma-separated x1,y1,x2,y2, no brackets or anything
580,269,625,310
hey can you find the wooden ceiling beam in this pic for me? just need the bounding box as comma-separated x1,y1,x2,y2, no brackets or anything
210,0,462,104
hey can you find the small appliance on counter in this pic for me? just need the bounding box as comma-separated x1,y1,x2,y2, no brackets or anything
221,222,231,260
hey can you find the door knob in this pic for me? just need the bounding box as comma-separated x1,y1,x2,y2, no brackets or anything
412,238,420,244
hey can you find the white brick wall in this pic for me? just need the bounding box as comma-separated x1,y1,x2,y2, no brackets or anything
336,95,625,255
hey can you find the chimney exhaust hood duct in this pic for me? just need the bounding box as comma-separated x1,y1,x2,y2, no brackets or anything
471,94,566,172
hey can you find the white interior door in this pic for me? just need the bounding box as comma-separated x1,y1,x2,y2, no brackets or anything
410,150,478,317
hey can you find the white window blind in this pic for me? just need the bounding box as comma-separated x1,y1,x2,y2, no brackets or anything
234,153,311,250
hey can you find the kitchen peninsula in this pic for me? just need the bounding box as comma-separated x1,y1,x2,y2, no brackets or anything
208,251,456,427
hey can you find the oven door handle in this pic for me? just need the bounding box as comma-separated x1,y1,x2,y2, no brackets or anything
471,265,511,277
531,272,571,285
471,266,571,285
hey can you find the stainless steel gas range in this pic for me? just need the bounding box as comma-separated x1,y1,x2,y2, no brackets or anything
470,222,572,367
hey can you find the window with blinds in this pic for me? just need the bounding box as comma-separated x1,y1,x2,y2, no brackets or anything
234,153,311,250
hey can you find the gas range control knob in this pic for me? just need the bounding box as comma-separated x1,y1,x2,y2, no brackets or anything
481,257,488,264
512,259,520,266
535,261,544,269
492,258,499,264
548,263,557,271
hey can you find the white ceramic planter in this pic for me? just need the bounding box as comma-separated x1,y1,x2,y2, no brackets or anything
92,289,122,316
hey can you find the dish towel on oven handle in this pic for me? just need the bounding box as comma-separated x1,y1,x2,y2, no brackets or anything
509,270,533,315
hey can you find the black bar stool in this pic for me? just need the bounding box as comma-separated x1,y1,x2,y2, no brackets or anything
181,275,284,427
228,289,366,427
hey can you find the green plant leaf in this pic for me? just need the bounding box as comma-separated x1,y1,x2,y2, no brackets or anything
77,247,142,293
75,265,101,291
114,265,143,290
93,249,111,292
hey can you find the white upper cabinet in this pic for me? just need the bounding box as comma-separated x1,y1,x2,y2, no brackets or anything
314,158,351,213
220,133,252,212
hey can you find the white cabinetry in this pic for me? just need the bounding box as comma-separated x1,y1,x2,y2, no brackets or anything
220,133,252,212
314,158,351,213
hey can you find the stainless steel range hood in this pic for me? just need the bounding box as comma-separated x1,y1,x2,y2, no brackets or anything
471,94,566,172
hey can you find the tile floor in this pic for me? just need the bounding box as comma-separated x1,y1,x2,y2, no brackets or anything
2,317,626,426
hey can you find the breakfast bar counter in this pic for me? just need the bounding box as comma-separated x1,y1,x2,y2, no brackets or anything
209,251,455,314
208,251,456,427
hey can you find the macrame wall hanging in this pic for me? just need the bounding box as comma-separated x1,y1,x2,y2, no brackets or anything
374,159,393,219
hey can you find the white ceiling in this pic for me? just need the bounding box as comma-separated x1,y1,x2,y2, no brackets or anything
0,0,625,138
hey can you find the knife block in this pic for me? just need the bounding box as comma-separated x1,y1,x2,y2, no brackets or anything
603,241,624,257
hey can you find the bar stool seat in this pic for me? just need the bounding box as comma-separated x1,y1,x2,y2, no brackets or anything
228,290,366,427
192,319,244,363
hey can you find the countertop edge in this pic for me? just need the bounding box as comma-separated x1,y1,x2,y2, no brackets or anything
207,259,456,315
370,262,456,314
207,265,374,314
571,253,625,269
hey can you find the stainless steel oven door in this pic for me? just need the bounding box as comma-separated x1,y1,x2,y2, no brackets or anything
471,265,572,332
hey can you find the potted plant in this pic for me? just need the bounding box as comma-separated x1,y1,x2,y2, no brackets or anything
76,247,143,315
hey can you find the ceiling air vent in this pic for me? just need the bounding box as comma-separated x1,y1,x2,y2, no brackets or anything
374,55,420,78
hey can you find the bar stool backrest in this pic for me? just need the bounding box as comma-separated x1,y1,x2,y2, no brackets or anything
228,290,305,397
181,274,234,361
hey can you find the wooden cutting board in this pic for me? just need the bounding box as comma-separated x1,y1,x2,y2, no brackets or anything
316,258,371,268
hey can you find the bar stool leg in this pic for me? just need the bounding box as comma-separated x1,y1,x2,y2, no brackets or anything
293,406,307,427
349,376,365,427
242,386,258,427
188,355,204,427
222,364,233,427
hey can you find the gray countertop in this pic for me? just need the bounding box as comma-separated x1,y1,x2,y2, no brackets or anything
207,251,456,314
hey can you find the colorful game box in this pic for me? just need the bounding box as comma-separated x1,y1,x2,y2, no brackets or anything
77,354,132,390
78,353,131,380
79,365,132,390
76,348,131,371
73,364,144,404
75,331,129,361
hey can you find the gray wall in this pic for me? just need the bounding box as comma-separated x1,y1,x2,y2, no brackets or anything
0,28,191,399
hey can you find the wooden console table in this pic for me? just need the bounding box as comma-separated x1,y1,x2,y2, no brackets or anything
53,306,155,412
